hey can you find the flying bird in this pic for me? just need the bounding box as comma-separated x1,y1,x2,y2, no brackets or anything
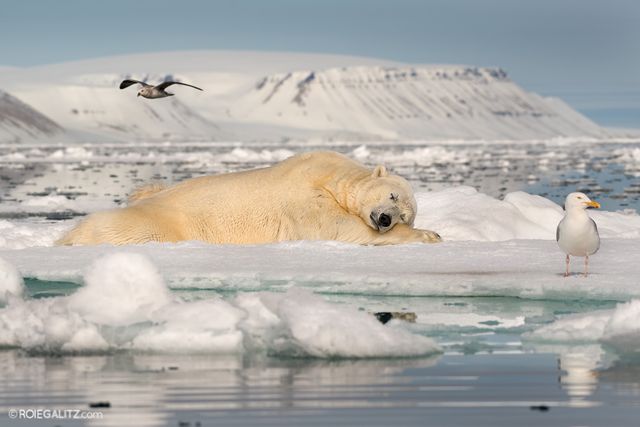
119,79,203,99
556,192,600,277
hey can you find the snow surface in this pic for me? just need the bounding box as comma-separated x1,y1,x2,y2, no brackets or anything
0,186,638,300
0,50,610,142
416,187,640,241
2,237,640,301
0,253,439,357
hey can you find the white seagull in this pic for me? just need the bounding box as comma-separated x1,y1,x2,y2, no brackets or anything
119,79,203,99
556,192,601,277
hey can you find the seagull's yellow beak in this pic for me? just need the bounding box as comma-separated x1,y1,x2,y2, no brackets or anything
585,200,600,209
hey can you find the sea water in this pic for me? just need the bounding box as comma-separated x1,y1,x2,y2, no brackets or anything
1,139,640,426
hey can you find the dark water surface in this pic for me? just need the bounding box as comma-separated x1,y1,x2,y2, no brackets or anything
2,350,640,427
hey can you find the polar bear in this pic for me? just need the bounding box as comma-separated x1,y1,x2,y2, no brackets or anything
57,151,441,246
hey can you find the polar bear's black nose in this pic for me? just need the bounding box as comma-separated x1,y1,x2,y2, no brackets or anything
378,213,392,227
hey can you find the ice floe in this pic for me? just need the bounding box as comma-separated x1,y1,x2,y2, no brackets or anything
0,253,439,357
527,299,640,357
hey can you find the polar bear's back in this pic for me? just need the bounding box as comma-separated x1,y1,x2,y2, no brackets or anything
143,151,367,206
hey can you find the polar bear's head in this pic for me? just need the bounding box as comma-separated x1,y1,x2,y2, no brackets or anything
358,165,418,233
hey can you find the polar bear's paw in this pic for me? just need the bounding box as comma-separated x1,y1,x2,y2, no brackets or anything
417,229,442,243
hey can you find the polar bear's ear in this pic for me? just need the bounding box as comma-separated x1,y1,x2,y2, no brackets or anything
372,165,388,178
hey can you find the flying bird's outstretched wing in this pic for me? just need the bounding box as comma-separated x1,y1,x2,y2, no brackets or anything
119,79,152,89
155,81,203,91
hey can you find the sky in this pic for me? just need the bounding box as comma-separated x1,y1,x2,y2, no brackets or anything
0,0,638,127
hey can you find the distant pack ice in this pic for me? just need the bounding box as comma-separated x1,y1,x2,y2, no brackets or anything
0,51,611,142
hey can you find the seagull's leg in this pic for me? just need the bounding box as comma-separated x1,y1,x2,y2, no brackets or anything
565,254,570,277
584,255,589,278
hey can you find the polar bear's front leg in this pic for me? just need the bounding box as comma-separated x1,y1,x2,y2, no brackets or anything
368,223,442,245
334,218,441,245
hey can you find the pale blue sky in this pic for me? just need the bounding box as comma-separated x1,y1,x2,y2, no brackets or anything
0,0,638,127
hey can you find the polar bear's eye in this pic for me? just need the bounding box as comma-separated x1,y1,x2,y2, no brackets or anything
390,193,398,202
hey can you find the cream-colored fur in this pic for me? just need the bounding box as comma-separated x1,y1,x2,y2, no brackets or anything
127,183,166,203
57,151,441,246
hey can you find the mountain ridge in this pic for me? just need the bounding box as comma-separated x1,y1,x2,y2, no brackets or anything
0,90,64,143
0,51,612,142
230,64,606,140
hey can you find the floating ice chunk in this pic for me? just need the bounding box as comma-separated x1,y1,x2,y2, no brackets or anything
0,220,73,249
131,299,245,353
602,300,640,354
68,252,173,326
0,298,96,351
527,299,640,356
0,253,437,357
351,145,469,166
20,194,79,211
49,146,94,159
525,310,611,343
237,288,440,358
61,325,109,352
235,291,282,352
604,300,640,337
613,147,640,164
217,148,295,163
0,257,24,303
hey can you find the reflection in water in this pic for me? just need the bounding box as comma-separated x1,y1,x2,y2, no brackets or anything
525,344,605,407
557,345,603,406
599,362,640,399
0,350,442,427
3,348,640,426
527,343,640,409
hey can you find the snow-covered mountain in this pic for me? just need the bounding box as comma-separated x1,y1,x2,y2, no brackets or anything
0,73,226,142
0,51,609,142
231,66,607,140
0,90,63,143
